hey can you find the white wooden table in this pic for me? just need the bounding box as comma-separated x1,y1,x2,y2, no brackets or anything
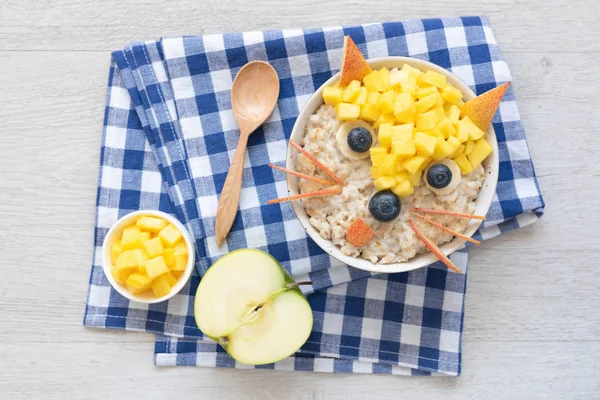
1,1,599,398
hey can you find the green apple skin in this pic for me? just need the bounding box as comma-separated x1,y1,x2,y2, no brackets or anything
194,249,313,365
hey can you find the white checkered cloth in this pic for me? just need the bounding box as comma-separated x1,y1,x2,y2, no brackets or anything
84,16,544,376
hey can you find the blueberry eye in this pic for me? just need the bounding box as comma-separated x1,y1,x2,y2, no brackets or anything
347,127,373,153
426,164,452,189
368,190,401,222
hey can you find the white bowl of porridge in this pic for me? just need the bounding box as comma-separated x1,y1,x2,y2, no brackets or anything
285,57,499,274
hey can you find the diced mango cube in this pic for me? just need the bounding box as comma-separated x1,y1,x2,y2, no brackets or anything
452,144,466,158
442,83,463,104
126,272,152,291
437,118,456,139
373,113,395,129
400,63,423,79
402,155,428,175
414,132,438,157
111,265,133,285
432,139,455,161
419,70,447,88
163,248,175,266
433,105,446,123
389,69,407,89
363,70,387,92
359,104,381,122
409,170,422,187
335,103,361,121
394,93,416,123
415,110,439,131
152,275,172,298
455,120,469,142
139,231,151,243
457,116,485,141
377,90,396,114
448,105,461,125
136,216,167,233
464,140,476,156
377,123,394,147
424,127,444,140
367,91,380,105
143,237,164,258
395,171,410,184
415,92,442,114
378,67,391,91
446,136,462,152
371,166,384,179
121,226,141,250
392,123,414,142
159,224,183,247
323,86,344,106
132,249,148,273
381,154,398,175
392,140,416,156
174,241,188,256
391,180,414,198
146,256,169,280
467,138,493,169
374,176,396,191
110,241,124,264
166,273,178,287
416,85,439,99
353,87,368,105
342,80,362,102
454,154,474,175
171,254,187,272
116,250,137,269
399,76,417,96
370,147,388,166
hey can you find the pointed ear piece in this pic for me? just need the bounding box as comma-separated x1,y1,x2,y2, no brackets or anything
339,36,372,87
460,82,510,131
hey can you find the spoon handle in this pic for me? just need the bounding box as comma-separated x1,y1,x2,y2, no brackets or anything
215,132,250,246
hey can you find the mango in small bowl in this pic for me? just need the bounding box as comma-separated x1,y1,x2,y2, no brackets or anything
102,210,195,303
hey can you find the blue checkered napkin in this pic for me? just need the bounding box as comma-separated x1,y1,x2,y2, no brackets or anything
84,16,544,376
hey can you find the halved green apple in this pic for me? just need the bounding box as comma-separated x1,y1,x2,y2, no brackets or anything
194,249,313,365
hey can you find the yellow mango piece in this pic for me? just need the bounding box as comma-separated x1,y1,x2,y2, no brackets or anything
152,275,172,298
399,76,417,96
455,120,470,142
359,104,381,122
139,231,151,243
416,85,439,99
419,70,447,88
374,176,396,191
377,90,396,114
342,80,362,103
392,139,416,156
394,93,416,123
132,249,148,274
446,136,461,152
367,91,380,105
166,273,178,287
335,103,361,121
448,105,461,125
395,171,410,184
396,163,406,172
414,132,438,157
433,105,446,123
323,86,344,106
452,144,466,159
174,241,188,256
467,138,493,169
373,113,395,129
171,254,187,272
454,154,474,175
163,248,175,266
136,216,167,233
392,180,414,198
116,250,137,269
146,256,169,280
409,170,423,187
402,155,428,175
126,272,152,291
415,110,439,131
458,116,486,141
143,237,164,258
432,139,455,161
159,224,183,247
378,67,391,91
111,265,132,285
110,241,124,264
363,70,387,92
392,123,414,142
377,123,394,147
121,225,141,250
442,83,463,104
400,63,423,80
415,92,442,114
370,147,388,166
353,87,368,105
389,69,407,89
437,117,456,139
371,166,384,179
381,153,398,176
464,140,476,156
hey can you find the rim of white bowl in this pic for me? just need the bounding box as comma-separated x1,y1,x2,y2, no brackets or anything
101,210,195,304
285,57,499,274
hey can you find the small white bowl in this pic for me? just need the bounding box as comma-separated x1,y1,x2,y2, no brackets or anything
286,57,499,274
102,210,195,303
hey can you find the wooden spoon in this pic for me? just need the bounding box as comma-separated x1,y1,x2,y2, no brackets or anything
214,61,280,246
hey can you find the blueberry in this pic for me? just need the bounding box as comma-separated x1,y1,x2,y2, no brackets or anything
426,164,452,189
347,127,373,153
368,190,401,222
